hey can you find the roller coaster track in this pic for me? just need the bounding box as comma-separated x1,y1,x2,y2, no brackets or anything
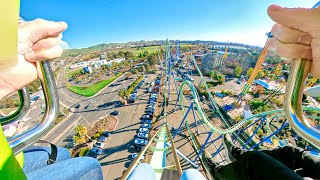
122,38,320,178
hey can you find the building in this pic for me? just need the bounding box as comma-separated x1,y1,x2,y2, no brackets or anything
254,79,276,90
83,66,93,74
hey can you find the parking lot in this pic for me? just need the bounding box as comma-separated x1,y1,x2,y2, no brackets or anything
92,73,160,179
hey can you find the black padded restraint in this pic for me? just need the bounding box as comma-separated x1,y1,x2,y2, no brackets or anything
37,140,58,165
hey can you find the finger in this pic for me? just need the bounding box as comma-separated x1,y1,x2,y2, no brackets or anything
32,34,63,52
310,39,320,77
24,45,63,62
267,4,320,37
269,38,312,60
23,19,67,43
271,23,312,45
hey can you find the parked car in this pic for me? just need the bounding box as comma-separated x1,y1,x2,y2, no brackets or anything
147,87,152,93
85,103,93,109
111,110,120,116
137,132,149,139
75,104,80,108
98,136,107,142
91,147,102,155
142,114,153,119
132,145,142,152
141,124,152,129
146,111,154,116
102,131,111,137
139,127,149,133
147,105,155,109
94,141,105,149
142,119,152,124
134,138,148,146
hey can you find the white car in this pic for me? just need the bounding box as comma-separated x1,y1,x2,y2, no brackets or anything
131,153,145,160
134,138,148,146
137,132,149,139
139,127,149,133
93,141,105,149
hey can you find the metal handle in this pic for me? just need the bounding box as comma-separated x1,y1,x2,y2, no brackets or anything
8,60,59,154
0,87,30,125
284,58,320,150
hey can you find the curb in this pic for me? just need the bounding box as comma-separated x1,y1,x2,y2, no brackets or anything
92,72,127,98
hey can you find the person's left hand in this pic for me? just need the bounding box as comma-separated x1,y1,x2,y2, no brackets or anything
0,19,68,99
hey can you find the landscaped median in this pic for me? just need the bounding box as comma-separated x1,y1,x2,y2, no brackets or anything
67,72,123,97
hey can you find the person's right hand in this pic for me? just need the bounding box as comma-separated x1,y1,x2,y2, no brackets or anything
267,4,320,77
0,19,67,99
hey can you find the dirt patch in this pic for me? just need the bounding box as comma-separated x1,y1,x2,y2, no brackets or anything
71,116,117,157
88,115,118,137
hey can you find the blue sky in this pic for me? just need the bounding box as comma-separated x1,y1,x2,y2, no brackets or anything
21,0,317,48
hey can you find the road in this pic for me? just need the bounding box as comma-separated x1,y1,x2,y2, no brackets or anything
42,66,158,179
44,67,134,146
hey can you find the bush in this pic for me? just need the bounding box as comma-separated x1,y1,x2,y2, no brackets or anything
79,147,89,157
126,75,144,95
92,133,101,140
98,129,104,135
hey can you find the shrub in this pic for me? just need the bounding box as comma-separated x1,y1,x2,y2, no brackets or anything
98,129,104,135
92,133,101,140
79,147,89,157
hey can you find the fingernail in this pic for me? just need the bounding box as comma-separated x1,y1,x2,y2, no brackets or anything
25,51,37,61
58,21,68,28
269,4,282,12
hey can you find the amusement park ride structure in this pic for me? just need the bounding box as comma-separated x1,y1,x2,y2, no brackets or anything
1,2,320,179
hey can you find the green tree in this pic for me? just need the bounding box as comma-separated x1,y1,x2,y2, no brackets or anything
209,70,215,79
246,67,253,77
75,124,87,137
131,69,138,75
283,64,289,71
141,65,145,73
118,89,127,100
73,134,86,145
145,64,151,72
143,50,149,57
257,70,264,79
235,65,242,77
216,73,225,84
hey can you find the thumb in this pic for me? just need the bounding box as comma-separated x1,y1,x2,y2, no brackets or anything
267,4,320,37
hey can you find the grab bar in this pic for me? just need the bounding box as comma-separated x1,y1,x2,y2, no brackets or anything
8,60,59,154
284,59,320,150
0,87,30,125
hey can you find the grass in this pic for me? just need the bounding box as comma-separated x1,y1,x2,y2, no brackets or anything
67,72,123,97
66,68,82,79
127,75,144,95
79,147,89,157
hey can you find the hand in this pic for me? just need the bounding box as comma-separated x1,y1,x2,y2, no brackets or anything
0,19,68,99
268,4,320,77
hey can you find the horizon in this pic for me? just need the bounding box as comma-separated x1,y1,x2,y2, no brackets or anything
21,0,317,49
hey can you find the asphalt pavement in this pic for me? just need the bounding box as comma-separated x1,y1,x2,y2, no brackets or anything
42,67,157,179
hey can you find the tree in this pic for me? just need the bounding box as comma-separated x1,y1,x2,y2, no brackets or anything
141,65,145,73
72,124,88,145
255,85,265,95
283,64,289,71
75,124,87,137
246,67,253,77
257,70,264,79
216,73,225,84
143,50,149,57
118,89,127,100
209,70,215,79
145,64,151,72
131,69,138,75
235,65,243,77
73,134,86,145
